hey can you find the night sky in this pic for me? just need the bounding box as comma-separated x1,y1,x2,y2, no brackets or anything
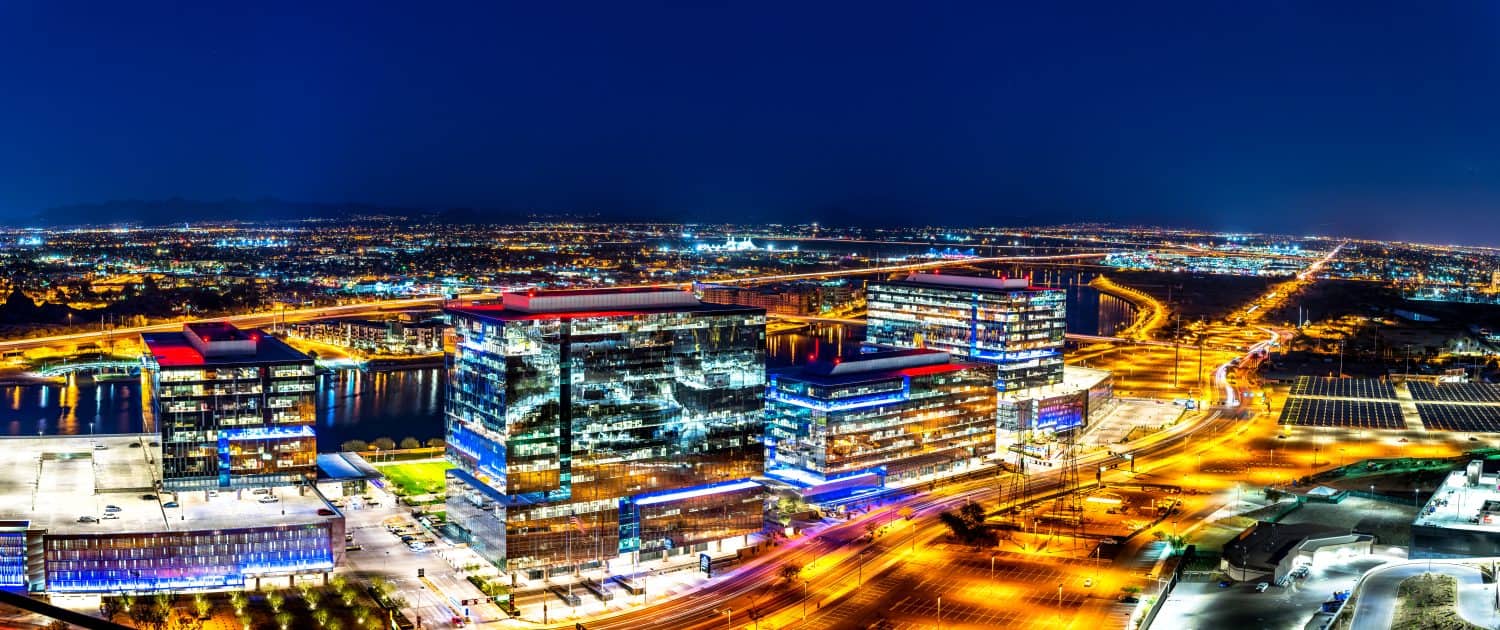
3,2,1500,244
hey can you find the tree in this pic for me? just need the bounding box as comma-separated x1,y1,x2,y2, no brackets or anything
341,440,369,452
193,594,211,619
100,597,123,622
777,562,802,585
313,608,331,628
372,437,397,451
229,590,248,615
275,611,294,630
267,589,286,613
329,574,348,591
938,501,994,546
425,437,445,448
399,437,421,450
304,586,324,610
129,599,168,630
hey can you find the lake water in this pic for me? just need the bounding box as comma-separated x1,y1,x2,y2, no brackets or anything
1,274,1133,449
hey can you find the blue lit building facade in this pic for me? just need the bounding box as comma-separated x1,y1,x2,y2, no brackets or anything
765,350,998,492
141,323,318,491
444,289,766,578
865,273,1066,394
42,521,341,593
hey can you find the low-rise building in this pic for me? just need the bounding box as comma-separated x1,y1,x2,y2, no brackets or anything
764,349,998,496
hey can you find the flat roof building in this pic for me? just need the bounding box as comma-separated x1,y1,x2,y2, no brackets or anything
141,323,318,491
0,434,341,593
765,349,998,496
444,288,767,578
1412,460,1500,558
865,273,1066,394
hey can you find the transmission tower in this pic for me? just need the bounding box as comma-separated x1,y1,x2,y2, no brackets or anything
1004,454,1030,526
1054,427,1086,552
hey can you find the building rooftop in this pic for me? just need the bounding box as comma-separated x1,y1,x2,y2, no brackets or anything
142,323,310,368
1414,468,1500,534
449,287,761,322
775,349,974,386
1222,520,1360,572
879,272,1055,293
0,434,338,535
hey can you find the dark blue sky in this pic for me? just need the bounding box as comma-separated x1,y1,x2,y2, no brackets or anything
3,2,1500,244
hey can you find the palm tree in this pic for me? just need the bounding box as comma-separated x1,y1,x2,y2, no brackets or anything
312,607,331,628
275,611,294,630
229,590,248,616
267,590,286,613
193,594,211,620
305,587,324,610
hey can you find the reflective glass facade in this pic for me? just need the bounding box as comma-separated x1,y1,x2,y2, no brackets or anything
865,277,1066,393
445,294,766,575
765,352,998,485
0,522,26,590
43,521,340,593
143,326,318,491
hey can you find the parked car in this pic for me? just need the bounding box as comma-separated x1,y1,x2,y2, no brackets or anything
102,513,119,520
140,494,157,501
77,516,98,523
1217,580,1232,588
163,501,180,508
1256,582,1270,592
317,508,336,516
103,505,121,512
258,495,280,504
129,442,142,448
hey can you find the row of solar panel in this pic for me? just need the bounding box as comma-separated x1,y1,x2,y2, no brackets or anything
1407,381,1500,404
1278,399,1500,432
1277,398,1404,429
1287,376,1397,400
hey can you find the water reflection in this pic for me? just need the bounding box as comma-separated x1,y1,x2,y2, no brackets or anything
1,367,448,451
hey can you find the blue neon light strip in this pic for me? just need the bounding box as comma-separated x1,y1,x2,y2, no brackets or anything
221,425,315,440
633,479,761,507
767,378,911,412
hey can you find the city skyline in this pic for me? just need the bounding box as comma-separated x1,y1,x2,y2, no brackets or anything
6,2,1500,245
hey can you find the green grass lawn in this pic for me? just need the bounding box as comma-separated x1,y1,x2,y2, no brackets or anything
375,460,451,495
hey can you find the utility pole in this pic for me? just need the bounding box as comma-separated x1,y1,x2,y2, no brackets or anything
1173,314,1182,388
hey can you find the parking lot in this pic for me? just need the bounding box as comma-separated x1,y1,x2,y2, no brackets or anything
814,544,1127,630
338,494,497,628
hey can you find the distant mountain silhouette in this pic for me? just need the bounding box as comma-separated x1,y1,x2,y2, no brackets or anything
20,197,416,227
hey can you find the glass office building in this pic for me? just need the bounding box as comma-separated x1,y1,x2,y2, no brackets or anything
765,349,998,492
141,323,318,491
444,288,766,578
865,273,1066,393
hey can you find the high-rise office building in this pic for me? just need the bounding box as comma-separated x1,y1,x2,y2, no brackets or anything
764,349,998,496
444,288,766,578
141,322,318,491
865,273,1066,393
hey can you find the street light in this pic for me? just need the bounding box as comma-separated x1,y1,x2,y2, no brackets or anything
716,608,732,629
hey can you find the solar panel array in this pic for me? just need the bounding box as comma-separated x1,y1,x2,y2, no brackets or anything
1278,398,1405,429
1288,376,1397,400
1408,381,1500,404
1415,404,1500,432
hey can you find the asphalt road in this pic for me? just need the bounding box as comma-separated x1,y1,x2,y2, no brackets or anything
1350,561,1500,630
